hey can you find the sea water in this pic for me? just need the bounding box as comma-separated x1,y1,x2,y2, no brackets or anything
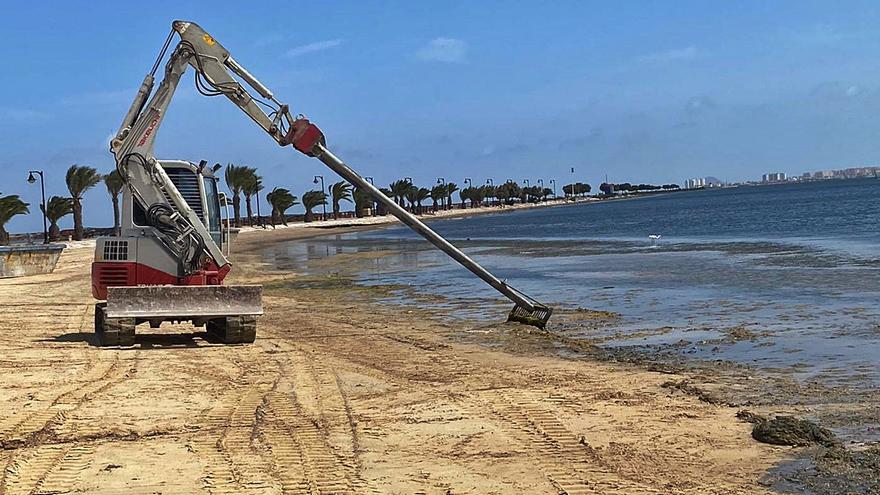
264,179,880,387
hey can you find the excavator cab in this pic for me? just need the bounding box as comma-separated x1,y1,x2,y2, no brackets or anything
130,161,225,250
92,160,261,347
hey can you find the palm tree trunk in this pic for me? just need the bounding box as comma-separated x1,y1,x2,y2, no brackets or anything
304,209,313,223
0,225,8,246
245,195,253,226
333,201,340,220
232,194,242,228
73,198,84,241
111,196,121,236
49,222,61,242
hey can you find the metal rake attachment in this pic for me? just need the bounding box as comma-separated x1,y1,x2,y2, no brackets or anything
507,303,553,329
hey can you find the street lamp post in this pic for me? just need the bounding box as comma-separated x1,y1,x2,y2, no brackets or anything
436,177,445,209
523,179,529,186
27,170,48,244
549,179,556,198
486,179,494,206
313,175,326,220
255,178,265,228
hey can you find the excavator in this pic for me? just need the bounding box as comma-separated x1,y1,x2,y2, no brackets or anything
91,20,552,347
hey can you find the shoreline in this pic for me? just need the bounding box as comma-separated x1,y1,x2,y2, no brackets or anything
248,213,880,492
0,204,799,493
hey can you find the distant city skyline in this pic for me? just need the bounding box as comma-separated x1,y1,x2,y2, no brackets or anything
5,1,880,232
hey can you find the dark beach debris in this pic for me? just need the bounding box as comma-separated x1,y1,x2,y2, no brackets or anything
661,379,727,405
737,410,838,447
735,409,766,424
761,443,880,494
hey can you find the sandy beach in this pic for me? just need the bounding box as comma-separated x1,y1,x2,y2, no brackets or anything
0,217,794,494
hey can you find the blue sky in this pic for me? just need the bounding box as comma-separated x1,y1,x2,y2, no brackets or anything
3,0,880,232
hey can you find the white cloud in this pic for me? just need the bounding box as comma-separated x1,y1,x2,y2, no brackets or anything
253,33,287,48
285,39,343,58
637,46,699,64
417,38,468,63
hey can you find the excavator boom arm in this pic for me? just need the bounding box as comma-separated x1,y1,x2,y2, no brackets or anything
110,21,295,274
111,20,552,329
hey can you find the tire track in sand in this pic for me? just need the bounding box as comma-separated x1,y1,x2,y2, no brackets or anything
194,387,275,494
474,389,664,495
1,346,138,495
257,345,376,494
0,444,93,495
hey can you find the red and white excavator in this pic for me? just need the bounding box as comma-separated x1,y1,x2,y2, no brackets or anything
92,20,552,347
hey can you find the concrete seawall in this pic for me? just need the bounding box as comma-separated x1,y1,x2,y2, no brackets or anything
0,244,65,278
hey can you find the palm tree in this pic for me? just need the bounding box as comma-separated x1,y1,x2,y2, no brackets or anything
404,186,419,213
329,181,353,219
430,184,446,212
42,196,73,241
66,165,102,241
389,180,412,208
473,186,488,207
417,187,430,213
265,187,298,227
301,190,327,222
445,183,458,210
224,164,256,227
0,194,29,245
459,187,473,208
103,170,124,235
406,187,430,214
353,187,372,217
377,187,393,215
242,171,262,226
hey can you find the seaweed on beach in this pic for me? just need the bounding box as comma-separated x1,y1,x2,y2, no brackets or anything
763,443,880,494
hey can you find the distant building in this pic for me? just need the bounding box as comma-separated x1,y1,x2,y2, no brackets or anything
762,172,786,182
684,177,706,189
813,170,834,179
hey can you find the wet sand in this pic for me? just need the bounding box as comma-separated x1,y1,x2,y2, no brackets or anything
0,223,793,494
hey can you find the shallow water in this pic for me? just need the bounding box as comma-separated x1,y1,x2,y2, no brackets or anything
262,179,880,390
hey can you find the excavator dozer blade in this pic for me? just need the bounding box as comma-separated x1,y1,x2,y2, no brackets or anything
105,285,262,319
